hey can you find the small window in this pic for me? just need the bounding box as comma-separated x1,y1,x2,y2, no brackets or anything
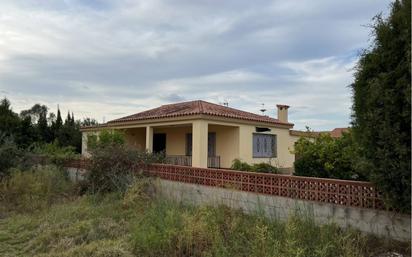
253,133,277,158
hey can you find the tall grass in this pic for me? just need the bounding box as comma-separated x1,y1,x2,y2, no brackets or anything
0,169,409,257
0,165,73,214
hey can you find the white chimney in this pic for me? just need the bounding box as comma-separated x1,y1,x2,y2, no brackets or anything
276,104,289,123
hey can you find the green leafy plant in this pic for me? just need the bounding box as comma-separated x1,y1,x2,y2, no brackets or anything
87,129,125,150
29,141,79,166
231,159,279,174
293,131,365,181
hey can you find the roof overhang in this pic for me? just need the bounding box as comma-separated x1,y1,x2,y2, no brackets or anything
80,114,294,132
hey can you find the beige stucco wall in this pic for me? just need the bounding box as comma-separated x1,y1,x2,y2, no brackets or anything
237,125,294,168
208,124,239,168
81,116,298,170
154,126,192,155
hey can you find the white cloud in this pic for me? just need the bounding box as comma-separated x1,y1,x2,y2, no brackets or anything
0,0,392,130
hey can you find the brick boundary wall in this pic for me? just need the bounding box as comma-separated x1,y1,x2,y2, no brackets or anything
145,163,385,210
63,159,384,210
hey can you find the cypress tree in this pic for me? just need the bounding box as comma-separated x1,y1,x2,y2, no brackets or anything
351,0,411,211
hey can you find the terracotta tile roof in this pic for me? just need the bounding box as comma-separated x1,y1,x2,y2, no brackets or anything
108,100,293,126
329,127,349,138
290,128,350,138
289,130,322,138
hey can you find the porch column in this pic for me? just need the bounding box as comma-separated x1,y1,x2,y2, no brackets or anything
145,126,153,152
192,120,208,168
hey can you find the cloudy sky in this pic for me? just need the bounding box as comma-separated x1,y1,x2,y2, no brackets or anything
0,0,392,130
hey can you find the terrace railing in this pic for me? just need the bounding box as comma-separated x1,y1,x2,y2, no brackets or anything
165,155,220,169
165,155,192,166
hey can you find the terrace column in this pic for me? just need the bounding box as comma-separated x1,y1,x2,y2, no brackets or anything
192,120,208,168
145,126,153,152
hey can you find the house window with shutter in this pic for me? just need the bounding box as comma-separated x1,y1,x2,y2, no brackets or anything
253,133,277,158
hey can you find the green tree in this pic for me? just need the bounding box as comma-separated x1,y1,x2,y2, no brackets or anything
37,111,51,142
81,117,99,127
15,116,38,148
293,132,364,181
351,0,411,211
20,104,48,124
0,98,20,137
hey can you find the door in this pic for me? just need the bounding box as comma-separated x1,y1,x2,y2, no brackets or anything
185,132,216,156
153,133,166,153
208,132,216,156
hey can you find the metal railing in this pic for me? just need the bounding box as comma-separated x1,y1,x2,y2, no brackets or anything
165,155,220,169
165,155,192,166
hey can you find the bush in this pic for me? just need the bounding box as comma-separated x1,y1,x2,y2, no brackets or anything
231,159,252,171
231,159,279,173
0,165,72,214
0,134,22,178
87,144,141,194
87,129,125,150
29,141,79,166
86,131,163,194
252,162,279,173
293,132,365,180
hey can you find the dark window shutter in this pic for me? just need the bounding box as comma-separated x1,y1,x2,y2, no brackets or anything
253,134,277,158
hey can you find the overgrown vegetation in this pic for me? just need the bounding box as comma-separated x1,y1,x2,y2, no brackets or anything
86,130,164,194
0,168,409,257
231,159,279,173
0,165,73,214
351,0,411,211
293,131,366,181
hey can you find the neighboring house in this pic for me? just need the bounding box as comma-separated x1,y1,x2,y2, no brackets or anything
329,127,350,138
289,127,350,139
81,100,305,172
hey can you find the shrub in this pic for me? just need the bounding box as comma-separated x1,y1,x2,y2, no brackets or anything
231,159,279,173
252,162,279,173
293,131,365,180
0,165,72,213
87,129,125,150
28,141,79,167
231,159,252,171
0,134,22,178
88,148,164,195
87,144,140,194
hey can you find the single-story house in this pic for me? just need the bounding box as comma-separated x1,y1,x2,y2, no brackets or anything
80,100,305,172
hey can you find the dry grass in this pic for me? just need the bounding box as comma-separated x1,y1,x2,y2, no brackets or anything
0,167,409,257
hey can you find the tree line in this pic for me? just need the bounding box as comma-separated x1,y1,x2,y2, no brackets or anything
0,98,98,152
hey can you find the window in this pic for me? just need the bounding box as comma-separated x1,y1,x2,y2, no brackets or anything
253,133,277,158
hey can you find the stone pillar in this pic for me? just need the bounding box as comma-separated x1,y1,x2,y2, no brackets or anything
192,120,208,168
145,126,153,152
